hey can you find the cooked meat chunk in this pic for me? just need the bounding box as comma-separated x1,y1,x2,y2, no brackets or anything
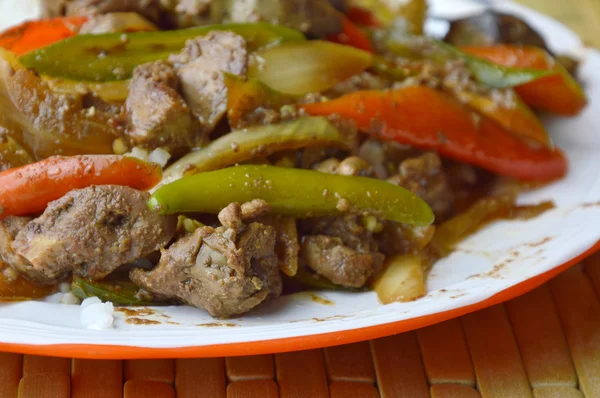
125,61,196,153
11,185,176,284
41,0,70,17
240,199,272,220
300,215,384,288
168,32,248,134
301,235,377,288
387,152,455,220
64,0,161,24
79,12,157,34
225,0,342,38
131,202,281,318
161,0,213,28
0,216,47,282
301,156,385,287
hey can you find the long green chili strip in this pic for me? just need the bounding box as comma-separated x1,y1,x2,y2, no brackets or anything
20,23,305,82
71,276,167,306
157,116,353,190
149,165,434,226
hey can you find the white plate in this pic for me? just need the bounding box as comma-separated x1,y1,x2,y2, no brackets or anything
0,0,599,359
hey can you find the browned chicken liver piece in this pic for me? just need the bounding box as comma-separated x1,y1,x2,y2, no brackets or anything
131,202,281,318
387,152,455,220
168,31,248,135
78,12,157,34
298,156,385,288
11,185,176,284
125,60,196,154
64,0,161,23
301,235,379,288
0,216,50,283
301,215,385,288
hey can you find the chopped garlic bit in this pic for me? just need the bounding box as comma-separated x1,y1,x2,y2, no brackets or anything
125,146,149,162
59,282,71,293
60,292,81,305
80,297,115,330
148,148,171,168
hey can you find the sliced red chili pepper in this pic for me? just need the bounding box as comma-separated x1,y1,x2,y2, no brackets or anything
0,16,87,55
327,16,374,53
300,86,567,181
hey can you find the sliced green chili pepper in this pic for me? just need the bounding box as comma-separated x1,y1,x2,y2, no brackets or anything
386,33,550,88
71,276,166,306
150,165,434,226
20,23,305,82
158,116,353,189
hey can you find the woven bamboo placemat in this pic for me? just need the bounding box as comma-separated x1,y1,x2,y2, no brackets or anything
2,255,600,397
1,1,600,397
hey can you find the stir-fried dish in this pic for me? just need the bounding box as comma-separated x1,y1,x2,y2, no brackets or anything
0,0,586,318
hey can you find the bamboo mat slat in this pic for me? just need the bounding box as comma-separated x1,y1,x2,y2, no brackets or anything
3,0,600,397
8,255,600,397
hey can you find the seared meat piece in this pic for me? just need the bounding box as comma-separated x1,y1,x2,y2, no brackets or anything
0,217,47,282
301,235,377,288
41,0,70,17
300,215,384,288
161,0,213,28
301,156,385,288
131,202,281,318
387,152,454,220
11,185,176,284
79,12,157,34
64,0,161,24
225,0,342,38
168,31,248,135
125,61,196,154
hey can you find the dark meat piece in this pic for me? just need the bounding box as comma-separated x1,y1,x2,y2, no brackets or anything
131,202,281,318
160,0,213,28
301,235,379,288
168,31,248,136
300,215,384,288
78,12,157,34
41,0,70,17
125,61,196,154
11,185,176,284
300,155,385,288
0,216,46,282
387,152,454,220
64,0,161,24
224,0,343,38
444,11,548,50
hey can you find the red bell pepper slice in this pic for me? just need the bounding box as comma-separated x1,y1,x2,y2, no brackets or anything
0,16,87,55
461,45,587,116
327,16,374,53
299,86,567,181
0,155,162,219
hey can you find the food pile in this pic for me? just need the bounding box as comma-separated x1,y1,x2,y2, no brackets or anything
0,0,586,318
